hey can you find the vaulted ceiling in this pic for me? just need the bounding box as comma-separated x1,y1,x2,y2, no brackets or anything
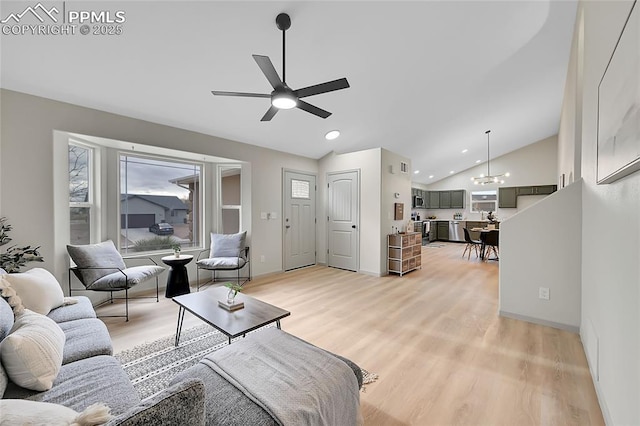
0,1,577,183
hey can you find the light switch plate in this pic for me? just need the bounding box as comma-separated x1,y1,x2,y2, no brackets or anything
270,212,278,219
260,212,267,220
539,287,550,300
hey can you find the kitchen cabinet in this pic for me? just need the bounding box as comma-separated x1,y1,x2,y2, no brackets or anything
429,221,438,241
499,185,558,208
450,190,465,209
439,191,451,209
498,187,518,208
418,190,465,209
437,221,449,240
388,232,422,276
429,191,440,209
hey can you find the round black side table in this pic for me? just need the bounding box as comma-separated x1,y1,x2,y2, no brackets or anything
161,254,194,298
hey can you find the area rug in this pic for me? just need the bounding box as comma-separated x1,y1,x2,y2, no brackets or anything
115,324,378,399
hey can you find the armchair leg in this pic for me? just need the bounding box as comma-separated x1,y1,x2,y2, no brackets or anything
155,276,159,302
125,287,129,322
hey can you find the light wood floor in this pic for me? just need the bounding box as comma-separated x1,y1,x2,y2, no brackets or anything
101,242,604,425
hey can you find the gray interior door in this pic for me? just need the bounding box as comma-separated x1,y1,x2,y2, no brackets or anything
283,171,316,271
327,170,359,271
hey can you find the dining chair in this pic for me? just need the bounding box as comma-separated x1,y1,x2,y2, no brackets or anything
483,230,500,261
462,228,481,259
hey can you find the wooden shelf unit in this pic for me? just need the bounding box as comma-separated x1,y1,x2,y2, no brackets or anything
388,232,422,276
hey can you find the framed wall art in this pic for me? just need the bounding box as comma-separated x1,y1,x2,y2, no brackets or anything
597,0,640,184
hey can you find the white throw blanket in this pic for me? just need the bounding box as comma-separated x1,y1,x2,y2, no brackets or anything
201,328,362,426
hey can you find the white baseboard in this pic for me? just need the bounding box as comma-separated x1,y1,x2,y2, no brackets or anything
499,310,580,333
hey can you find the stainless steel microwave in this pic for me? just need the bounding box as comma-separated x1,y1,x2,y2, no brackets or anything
412,195,424,208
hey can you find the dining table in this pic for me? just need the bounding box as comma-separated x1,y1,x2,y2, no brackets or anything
471,227,499,260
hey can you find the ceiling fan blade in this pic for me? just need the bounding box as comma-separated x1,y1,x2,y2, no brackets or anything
296,100,332,119
295,78,350,99
261,105,279,122
211,91,270,98
253,55,283,89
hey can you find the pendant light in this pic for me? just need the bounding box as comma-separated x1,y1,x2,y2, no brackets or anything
471,130,510,185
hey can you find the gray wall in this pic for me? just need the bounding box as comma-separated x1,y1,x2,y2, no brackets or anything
561,1,639,424
0,89,317,287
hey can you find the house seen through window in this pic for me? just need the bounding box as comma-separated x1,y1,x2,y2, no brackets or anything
120,154,202,254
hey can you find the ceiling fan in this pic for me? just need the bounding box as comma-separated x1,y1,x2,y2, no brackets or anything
211,13,350,121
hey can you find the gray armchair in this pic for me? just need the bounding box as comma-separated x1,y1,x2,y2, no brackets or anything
67,240,165,321
196,232,251,290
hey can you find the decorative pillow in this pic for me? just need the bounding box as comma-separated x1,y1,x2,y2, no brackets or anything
0,276,25,316
3,268,65,315
0,309,65,391
67,240,126,287
0,400,112,426
0,268,7,274
209,232,247,259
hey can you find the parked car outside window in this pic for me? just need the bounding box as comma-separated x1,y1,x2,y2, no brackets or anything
149,223,174,235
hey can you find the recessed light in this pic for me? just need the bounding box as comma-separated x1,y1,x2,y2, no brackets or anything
414,170,420,174
475,159,482,163
461,149,468,154
325,130,340,140
428,175,434,179
449,170,455,174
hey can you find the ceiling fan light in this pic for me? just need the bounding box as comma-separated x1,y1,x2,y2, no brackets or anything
272,94,297,109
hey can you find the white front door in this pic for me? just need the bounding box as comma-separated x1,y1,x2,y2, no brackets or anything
283,171,316,271
327,170,359,271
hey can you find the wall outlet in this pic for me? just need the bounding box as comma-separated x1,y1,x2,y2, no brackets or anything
260,255,265,263
270,212,278,219
538,287,550,300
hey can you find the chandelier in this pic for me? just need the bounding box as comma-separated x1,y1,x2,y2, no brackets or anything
471,130,509,185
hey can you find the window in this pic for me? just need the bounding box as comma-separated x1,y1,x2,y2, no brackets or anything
291,179,310,199
219,166,241,234
120,154,202,254
470,190,497,213
69,143,94,244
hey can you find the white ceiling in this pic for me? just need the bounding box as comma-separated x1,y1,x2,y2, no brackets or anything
0,1,577,184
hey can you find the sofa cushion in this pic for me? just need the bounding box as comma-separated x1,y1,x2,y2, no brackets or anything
67,240,127,287
0,309,65,391
0,288,15,398
47,296,96,323
197,257,247,270
58,318,113,365
90,265,164,290
209,232,247,259
0,399,112,425
14,355,140,416
106,379,205,426
2,268,65,315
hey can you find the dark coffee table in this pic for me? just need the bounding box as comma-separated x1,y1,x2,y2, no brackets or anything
172,286,290,346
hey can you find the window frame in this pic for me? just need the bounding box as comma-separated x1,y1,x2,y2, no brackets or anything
470,190,498,213
217,165,243,234
68,141,98,244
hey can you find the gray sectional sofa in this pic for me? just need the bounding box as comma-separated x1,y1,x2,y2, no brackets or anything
1,293,364,425
0,295,205,425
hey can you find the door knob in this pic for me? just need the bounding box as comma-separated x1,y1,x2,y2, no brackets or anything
352,225,356,229
286,225,291,229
